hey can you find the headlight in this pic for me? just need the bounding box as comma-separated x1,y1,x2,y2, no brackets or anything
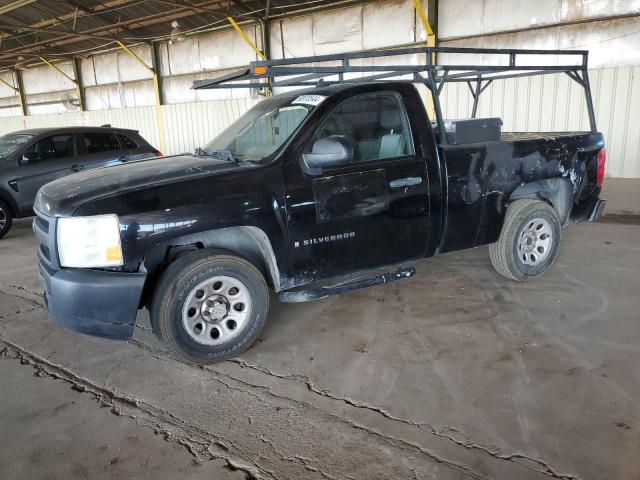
57,214,123,268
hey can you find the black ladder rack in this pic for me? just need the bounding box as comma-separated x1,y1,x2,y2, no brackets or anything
192,45,597,138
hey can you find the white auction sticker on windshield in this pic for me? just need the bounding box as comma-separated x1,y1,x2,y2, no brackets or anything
292,94,327,106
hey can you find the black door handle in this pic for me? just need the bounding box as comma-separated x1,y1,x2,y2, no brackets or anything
71,164,84,172
389,177,423,188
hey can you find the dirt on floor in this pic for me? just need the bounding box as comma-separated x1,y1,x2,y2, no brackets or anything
0,180,639,480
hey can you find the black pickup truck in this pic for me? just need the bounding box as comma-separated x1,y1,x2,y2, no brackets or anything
33,47,606,364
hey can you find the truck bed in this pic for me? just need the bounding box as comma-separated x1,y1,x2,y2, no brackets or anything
437,131,604,254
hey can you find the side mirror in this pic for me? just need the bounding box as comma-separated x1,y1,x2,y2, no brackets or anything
20,152,41,165
301,136,353,175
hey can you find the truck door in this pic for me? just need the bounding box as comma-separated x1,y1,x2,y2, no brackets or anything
283,90,429,283
15,132,77,212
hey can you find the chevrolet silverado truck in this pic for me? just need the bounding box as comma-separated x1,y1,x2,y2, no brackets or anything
33,47,606,364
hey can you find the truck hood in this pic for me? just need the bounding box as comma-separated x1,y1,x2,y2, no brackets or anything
35,154,254,217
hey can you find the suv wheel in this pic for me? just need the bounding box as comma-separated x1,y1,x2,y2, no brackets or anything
489,199,561,281
150,250,269,364
0,200,13,239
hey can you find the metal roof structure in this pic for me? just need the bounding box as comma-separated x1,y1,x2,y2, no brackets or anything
0,0,366,69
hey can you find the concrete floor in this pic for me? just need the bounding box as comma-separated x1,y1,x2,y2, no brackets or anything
0,179,638,480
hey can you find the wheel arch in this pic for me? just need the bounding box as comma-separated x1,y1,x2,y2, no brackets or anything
508,178,573,226
0,187,18,217
141,226,282,307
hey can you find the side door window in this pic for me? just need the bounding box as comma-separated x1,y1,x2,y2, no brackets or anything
26,134,76,162
80,131,123,168
309,92,414,163
16,134,77,210
83,132,121,154
117,134,138,150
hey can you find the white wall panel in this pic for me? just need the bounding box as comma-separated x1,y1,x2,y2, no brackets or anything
363,0,415,49
21,61,76,94
439,0,640,39
0,71,18,98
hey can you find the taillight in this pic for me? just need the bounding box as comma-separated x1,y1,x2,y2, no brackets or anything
153,150,163,157
596,148,606,187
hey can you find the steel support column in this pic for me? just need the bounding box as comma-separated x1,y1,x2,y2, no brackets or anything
72,58,86,111
116,41,166,153
0,70,27,116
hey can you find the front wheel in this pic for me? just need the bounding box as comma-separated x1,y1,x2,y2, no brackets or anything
0,200,13,240
150,250,269,364
489,199,561,281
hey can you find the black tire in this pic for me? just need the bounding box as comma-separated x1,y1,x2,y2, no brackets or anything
150,249,269,364
489,199,561,281
0,200,13,240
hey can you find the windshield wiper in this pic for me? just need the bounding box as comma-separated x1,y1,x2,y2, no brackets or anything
195,147,237,163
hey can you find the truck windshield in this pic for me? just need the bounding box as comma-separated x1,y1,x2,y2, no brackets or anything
0,133,35,160
203,94,322,163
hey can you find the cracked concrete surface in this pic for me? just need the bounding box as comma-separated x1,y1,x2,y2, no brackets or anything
1,181,639,479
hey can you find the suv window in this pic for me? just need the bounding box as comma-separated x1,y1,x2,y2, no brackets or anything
26,134,75,161
118,134,138,149
311,92,414,163
83,132,121,154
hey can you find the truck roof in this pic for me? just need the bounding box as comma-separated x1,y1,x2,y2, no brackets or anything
269,81,410,99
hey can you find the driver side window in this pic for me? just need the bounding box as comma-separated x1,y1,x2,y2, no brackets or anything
310,92,414,163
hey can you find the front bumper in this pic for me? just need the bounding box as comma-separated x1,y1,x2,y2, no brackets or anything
38,256,146,340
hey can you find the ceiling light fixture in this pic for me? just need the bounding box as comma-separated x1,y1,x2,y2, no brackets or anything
169,20,186,44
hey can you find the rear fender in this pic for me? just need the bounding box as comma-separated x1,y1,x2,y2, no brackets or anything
509,178,573,225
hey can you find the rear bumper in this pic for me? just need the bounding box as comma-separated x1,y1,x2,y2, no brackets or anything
588,198,606,222
38,255,146,340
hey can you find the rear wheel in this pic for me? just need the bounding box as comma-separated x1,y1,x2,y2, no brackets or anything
490,199,561,281
150,250,269,364
0,200,13,240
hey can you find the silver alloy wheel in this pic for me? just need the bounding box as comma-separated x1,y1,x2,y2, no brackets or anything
517,217,553,266
0,206,5,228
181,275,252,345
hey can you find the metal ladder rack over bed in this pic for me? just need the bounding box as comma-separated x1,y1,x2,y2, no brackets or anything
193,46,597,144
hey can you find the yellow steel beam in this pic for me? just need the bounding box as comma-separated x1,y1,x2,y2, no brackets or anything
412,1,437,117
39,55,84,111
0,77,17,91
227,16,266,60
413,0,436,47
39,56,76,83
115,40,166,153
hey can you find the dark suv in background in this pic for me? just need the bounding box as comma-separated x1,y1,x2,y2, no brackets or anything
0,126,160,238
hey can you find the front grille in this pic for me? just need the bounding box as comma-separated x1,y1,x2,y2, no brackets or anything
34,210,58,269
